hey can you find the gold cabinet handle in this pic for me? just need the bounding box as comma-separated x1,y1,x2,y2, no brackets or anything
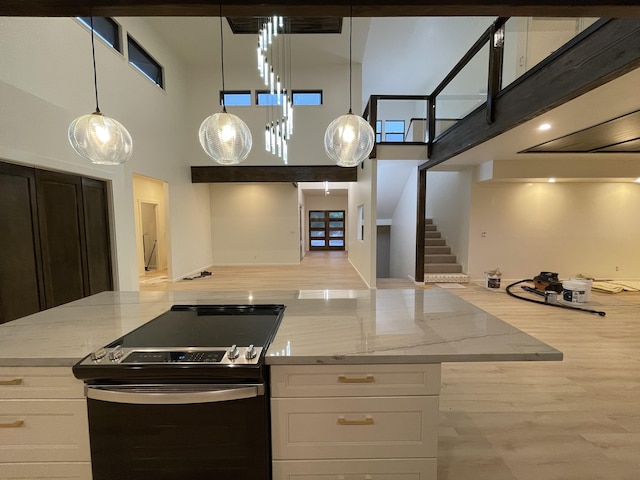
337,416,374,426
338,375,375,383
0,420,25,428
0,378,23,386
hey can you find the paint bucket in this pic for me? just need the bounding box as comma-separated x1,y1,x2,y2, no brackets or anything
485,275,501,289
562,279,588,304
570,278,593,302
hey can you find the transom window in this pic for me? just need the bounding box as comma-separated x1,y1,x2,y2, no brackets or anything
127,35,164,88
221,91,252,106
78,17,121,52
292,90,323,106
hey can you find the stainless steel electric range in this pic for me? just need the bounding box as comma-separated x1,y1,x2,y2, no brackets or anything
73,304,286,480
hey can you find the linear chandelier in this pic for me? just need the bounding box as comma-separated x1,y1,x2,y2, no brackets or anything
257,15,293,164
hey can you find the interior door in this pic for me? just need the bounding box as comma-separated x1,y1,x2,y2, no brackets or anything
0,162,45,323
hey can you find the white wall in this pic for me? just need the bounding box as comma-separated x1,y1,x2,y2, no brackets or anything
389,167,418,280
468,181,640,281
426,171,472,272
209,183,300,265
348,160,377,287
0,17,213,288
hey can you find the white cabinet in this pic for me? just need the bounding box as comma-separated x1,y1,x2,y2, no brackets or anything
0,367,91,479
271,364,440,480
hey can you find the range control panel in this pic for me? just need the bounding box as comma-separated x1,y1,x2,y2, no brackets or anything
77,345,263,366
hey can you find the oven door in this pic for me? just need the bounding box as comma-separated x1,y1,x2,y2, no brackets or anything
86,384,271,480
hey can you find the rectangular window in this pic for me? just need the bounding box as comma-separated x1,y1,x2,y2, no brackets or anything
385,120,405,142
256,91,286,106
127,35,164,88
376,120,382,143
292,90,323,106
220,91,252,106
78,17,121,52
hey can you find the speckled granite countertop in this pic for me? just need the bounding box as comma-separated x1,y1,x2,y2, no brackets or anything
0,289,562,367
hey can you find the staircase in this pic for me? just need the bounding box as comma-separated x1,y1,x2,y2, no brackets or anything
423,219,469,283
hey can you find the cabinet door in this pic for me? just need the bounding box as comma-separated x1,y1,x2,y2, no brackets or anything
35,170,88,308
0,162,45,323
82,178,113,294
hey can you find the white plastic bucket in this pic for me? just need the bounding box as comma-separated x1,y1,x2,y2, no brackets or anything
562,279,588,304
570,278,593,302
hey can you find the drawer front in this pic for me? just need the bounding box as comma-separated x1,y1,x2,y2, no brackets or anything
271,396,439,460
273,458,437,480
0,399,90,462
271,364,441,398
0,463,92,480
0,367,84,399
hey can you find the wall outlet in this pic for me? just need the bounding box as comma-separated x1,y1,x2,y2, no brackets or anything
616,266,619,271
481,231,487,237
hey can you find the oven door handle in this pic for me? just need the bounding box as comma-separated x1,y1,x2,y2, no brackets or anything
86,384,263,405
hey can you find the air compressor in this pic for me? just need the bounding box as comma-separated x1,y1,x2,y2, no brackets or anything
506,271,606,316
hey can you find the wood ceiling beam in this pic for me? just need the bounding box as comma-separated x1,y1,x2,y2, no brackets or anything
2,1,640,18
191,165,357,183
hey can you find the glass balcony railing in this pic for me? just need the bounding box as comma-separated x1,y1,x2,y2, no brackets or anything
363,16,603,156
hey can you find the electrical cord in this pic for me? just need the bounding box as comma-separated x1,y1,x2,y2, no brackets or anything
505,279,606,317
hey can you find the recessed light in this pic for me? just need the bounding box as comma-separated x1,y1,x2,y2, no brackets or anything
548,178,556,183
539,123,551,131
635,178,640,183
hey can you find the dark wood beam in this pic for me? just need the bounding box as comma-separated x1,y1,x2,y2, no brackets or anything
422,17,640,170
2,1,640,18
191,165,357,183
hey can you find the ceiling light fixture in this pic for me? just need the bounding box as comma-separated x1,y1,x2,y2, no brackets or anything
68,13,133,165
199,7,252,165
323,5,374,168
538,123,551,131
548,177,556,183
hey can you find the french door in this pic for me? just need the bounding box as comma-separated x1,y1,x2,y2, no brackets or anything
309,210,345,251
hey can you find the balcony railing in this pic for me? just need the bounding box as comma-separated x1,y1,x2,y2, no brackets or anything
363,16,603,160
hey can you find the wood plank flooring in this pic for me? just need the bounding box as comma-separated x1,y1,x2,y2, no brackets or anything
140,254,640,480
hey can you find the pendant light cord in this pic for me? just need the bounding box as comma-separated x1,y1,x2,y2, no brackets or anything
219,5,227,112
348,4,353,115
89,10,101,114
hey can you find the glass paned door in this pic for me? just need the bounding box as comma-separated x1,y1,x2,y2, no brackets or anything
309,210,345,250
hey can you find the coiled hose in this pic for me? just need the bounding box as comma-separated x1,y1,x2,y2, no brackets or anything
505,279,606,317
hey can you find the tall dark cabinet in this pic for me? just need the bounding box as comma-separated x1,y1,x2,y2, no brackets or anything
0,161,113,324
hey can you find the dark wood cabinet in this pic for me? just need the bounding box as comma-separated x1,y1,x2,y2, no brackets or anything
0,163,45,323
0,161,113,323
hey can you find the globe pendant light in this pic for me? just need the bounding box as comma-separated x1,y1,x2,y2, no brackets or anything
199,8,252,165
68,14,132,165
324,7,374,168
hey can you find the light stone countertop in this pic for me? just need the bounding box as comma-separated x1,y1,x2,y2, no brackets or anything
0,289,562,367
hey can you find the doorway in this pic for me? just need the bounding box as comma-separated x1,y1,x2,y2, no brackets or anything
141,202,158,271
133,174,168,283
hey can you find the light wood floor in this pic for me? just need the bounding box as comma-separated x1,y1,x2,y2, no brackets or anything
141,253,640,479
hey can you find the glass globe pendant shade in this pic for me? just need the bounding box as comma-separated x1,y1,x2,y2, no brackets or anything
199,111,253,165
68,112,133,165
324,112,375,167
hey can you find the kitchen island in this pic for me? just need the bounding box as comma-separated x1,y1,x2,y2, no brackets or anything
0,289,561,480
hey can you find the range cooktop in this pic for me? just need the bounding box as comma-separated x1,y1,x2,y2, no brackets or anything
72,304,286,383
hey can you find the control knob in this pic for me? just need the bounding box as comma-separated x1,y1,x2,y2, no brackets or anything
109,345,124,362
90,347,107,362
245,345,257,360
228,344,240,361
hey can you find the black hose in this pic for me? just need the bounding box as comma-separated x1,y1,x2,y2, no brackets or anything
506,279,606,317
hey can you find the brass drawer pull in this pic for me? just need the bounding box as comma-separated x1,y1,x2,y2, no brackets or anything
338,375,375,383
0,378,23,386
337,416,374,426
0,420,25,428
